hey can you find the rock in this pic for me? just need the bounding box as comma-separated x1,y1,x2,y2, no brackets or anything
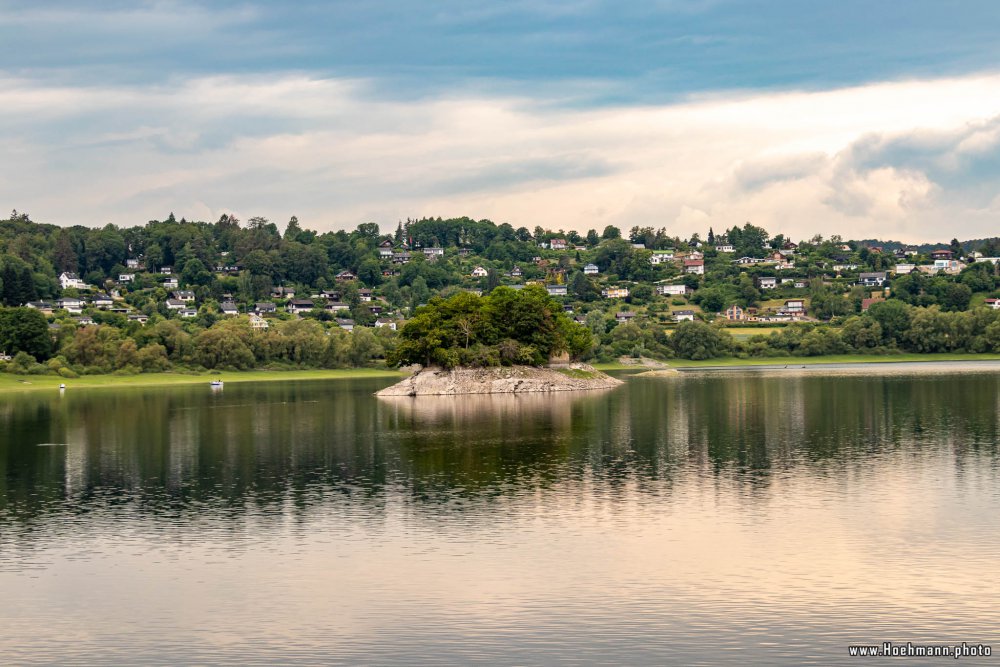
375,363,623,396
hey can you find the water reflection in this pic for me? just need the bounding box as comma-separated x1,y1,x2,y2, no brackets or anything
2,372,1000,665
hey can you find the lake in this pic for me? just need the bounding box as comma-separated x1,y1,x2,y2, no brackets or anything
1,369,999,665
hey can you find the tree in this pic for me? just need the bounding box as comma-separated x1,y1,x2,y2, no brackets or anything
602,225,621,240
0,307,51,359
670,321,732,360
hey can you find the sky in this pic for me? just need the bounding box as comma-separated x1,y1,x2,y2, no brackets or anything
2,1,1000,241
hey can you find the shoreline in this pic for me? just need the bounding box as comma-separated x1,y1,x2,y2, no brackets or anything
594,353,1000,372
0,368,405,394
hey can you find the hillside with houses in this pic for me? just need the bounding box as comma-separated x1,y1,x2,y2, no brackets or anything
2,210,1000,373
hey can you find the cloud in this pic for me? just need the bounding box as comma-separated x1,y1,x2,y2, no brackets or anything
3,71,1000,241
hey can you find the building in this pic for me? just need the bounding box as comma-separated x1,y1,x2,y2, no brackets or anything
378,239,394,258
125,258,142,269
26,301,55,314
615,311,636,323
336,318,355,331
255,302,277,315
423,247,445,258
757,276,778,290
715,244,735,253
91,293,114,308
172,290,195,302
985,298,1000,310
118,273,135,283
602,287,629,299
286,299,314,315
325,301,350,312
358,289,373,302
219,301,239,316
162,277,179,289
858,272,887,287
159,266,173,275
546,284,568,297
272,286,295,299
59,272,86,290
179,308,198,318
583,263,599,275
165,298,186,311
930,249,953,261
249,314,269,331
861,296,885,312
654,284,686,297
684,259,705,275
893,264,916,274
73,315,95,326
55,297,84,314
650,252,675,265
392,252,411,264
725,304,745,321
549,238,568,250
471,266,488,277
510,266,523,277
673,310,696,322
374,318,397,330
733,257,768,265
336,270,357,281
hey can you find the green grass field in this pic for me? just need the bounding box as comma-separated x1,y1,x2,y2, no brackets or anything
0,368,405,393
663,353,1000,368
725,326,786,340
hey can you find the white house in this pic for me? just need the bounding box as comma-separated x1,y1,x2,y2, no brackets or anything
162,277,179,289
286,299,314,315
656,284,688,296
650,252,675,265
715,244,735,253
165,298,186,311
249,314,269,330
55,297,84,314
858,272,887,287
549,238,568,250
583,263,599,275
684,259,705,275
757,276,778,290
337,318,355,331
59,272,86,290
602,287,629,299
374,318,397,330
179,308,198,318
673,310,696,322
546,284,568,296
219,301,239,316
423,247,445,257
471,266,488,277
985,298,1000,310
172,290,195,302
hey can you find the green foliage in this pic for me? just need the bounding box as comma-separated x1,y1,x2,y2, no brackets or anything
389,286,591,368
0,307,51,359
670,321,733,360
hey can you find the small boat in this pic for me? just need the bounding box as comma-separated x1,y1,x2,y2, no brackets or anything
210,380,224,387
59,383,66,389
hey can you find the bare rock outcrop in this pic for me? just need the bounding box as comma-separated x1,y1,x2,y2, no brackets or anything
375,363,622,396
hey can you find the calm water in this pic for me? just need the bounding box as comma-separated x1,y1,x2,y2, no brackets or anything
1,370,999,665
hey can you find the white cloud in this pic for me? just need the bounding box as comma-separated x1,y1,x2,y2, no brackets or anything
3,71,1000,240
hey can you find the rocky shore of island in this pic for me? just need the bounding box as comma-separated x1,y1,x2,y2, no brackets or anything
375,363,623,396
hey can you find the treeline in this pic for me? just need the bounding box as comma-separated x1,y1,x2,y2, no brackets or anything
663,302,1000,360
0,306,395,376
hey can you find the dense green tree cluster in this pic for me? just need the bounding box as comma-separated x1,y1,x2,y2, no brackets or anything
388,286,592,368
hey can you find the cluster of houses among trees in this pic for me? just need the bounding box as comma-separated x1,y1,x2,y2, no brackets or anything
2,209,1000,371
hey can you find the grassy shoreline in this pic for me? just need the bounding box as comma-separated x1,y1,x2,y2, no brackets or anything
0,368,405,393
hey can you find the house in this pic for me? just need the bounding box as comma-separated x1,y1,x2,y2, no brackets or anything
574,246,587,252
757,276,778,290
725,304,745,321
55,297,84,313
458,248,473,257
128,313,149,324
615,311,636,323
126,258,142,269
219,301,239,316
423,247,444,258
656,284,689,297
715,244,735,253
255,302,277,315
374,318,397,330
673,310,696,322
930,249,953,261
583,263,599,275
59,272,86,290
893,263,917,274
162,277,179,289
631,243,646,250
172,290,195,302
336,318,355,331
179,308,198,318
159,266,173,275
249,314,269,331
549,238,568,250
858,272,887,287
985,298,1000,310
378,239,395,258
336,270,357,281
286,299,314,315
935,259,966,274
650,252,675,265
358,289,373,302
861,296,885,312
546,284,568,297
90,293,114,308
471,266,489,277
781,299,806,314
325,301,350,312
368,304,384,315
118,273,135,283
73,315,95,326
510,265,523,277
684,259,705,275
392,252,411,264
602,287,630,299
794,281,807,289
165,299,186,311
733,256,768,265
271,286,295,299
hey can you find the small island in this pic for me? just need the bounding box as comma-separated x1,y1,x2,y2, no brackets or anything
377,285,622,395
